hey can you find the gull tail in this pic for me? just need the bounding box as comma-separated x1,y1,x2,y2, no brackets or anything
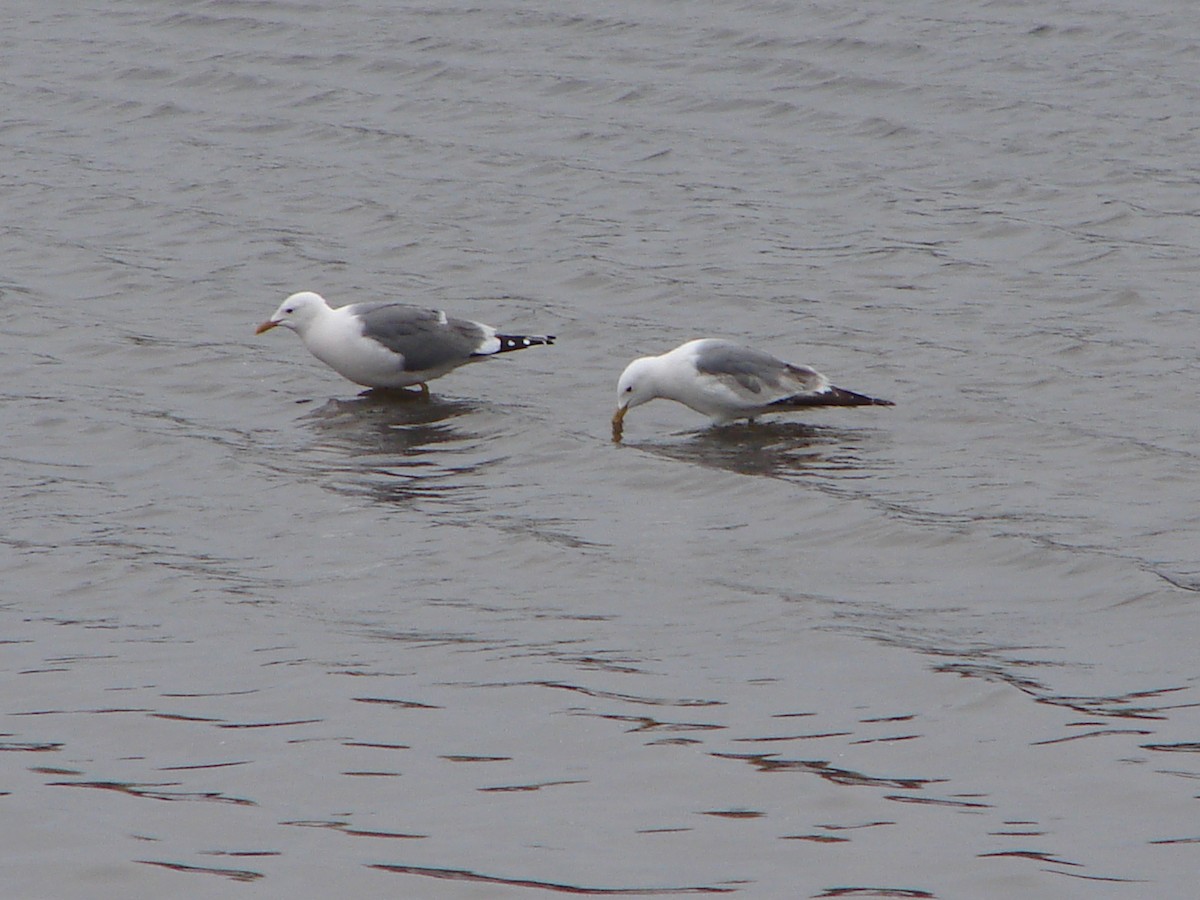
492,333,556,355
770,385,894,409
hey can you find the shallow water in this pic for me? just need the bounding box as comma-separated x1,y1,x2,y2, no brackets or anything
3,2,1199,897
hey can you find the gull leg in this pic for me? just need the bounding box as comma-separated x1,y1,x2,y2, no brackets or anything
416,382,430,399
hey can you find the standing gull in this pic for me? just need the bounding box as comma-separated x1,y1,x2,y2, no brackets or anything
256,291,554,395
612,338,892,440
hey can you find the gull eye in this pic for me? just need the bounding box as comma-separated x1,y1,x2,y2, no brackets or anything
624,385,633,392
284,307,294,314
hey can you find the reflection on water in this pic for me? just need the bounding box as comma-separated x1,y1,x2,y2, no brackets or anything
808,588,1200,723
302,391,481,457
711,752,939,790
623,422,886,480
370,862,740,895
49,778,255,806
137,860,264,884
297,392,487,505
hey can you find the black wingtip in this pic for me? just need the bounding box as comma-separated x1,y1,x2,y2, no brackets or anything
824,385,895,407
771,385,894,409
496,333,555,353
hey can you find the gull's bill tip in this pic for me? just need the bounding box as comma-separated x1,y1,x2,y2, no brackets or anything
255,319,278,334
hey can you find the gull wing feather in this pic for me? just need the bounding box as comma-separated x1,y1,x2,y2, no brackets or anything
691,340,829,406
352,302,487,372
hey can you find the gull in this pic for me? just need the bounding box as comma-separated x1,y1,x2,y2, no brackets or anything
612,338,892,440
256,291,554,396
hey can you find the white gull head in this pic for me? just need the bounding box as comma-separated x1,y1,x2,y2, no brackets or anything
615,356,662,413
255,291,331,336
612,355,663,440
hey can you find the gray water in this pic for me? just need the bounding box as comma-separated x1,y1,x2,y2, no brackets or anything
3,2,1198,898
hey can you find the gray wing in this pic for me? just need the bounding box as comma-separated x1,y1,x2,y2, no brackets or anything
352,302,488,372
692,339,828,403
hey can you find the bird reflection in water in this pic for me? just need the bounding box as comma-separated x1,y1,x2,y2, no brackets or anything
302,389,479,455
623,422,880,480
298,390,484,505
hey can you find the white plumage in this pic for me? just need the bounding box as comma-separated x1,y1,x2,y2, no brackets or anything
613,338,892,439
256,291,554,394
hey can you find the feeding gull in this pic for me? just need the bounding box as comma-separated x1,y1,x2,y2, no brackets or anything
612,338,892,440
256,291,554,395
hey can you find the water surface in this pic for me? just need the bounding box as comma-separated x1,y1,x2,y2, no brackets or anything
3,2,1198,897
